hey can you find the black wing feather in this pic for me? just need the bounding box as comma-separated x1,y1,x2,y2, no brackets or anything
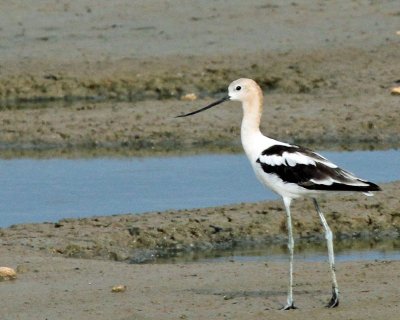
256,145,381,192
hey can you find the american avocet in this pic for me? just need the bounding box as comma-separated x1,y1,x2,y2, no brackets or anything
177,78,381,310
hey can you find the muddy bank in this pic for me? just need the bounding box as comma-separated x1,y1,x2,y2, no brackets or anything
1,79,399,157
0,44,399,155
1,181,398,263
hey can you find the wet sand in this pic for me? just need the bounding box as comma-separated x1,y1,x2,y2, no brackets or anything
0,1,400,319
2,249,400,320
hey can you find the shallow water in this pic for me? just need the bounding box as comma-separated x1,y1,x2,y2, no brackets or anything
153,238,400,264
0,149,399,227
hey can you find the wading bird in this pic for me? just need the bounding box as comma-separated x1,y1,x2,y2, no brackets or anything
177,78,381,310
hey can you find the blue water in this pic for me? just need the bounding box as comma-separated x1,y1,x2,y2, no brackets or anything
0,150,399,227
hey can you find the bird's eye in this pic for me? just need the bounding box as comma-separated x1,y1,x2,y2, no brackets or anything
235,86,241,91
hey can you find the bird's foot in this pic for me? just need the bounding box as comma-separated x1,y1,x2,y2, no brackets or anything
326,287,339,308
280,302,298,310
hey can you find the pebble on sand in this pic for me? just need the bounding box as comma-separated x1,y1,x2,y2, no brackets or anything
0,267,17,281
180,93,197,101
111,284,127,293
391,87,400,95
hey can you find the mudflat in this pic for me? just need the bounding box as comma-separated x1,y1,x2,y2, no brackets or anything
0,1,399,319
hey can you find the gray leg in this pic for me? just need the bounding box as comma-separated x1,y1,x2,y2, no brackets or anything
313,198,339,308
281,197,297,310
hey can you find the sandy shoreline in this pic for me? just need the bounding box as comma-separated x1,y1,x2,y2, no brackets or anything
2,248,400,320
1,1,400,319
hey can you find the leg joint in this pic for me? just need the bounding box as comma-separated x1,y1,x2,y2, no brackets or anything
325,227,333,241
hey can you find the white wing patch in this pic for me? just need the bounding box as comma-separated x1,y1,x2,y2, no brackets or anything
284,152,317,166
259,154,286,166
310,178,334,185
259,151,336,168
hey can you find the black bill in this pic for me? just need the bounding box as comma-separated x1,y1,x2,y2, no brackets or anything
176,95,230,118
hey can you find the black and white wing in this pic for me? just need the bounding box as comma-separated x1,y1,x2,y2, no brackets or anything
256,145,381,192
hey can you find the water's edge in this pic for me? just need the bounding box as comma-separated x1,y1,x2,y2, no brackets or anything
133,235,400,264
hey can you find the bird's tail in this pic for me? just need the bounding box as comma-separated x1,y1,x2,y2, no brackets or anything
361,180,381,196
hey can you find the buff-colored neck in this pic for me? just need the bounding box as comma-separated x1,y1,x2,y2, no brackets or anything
240,86,265,157
240,87,263,138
